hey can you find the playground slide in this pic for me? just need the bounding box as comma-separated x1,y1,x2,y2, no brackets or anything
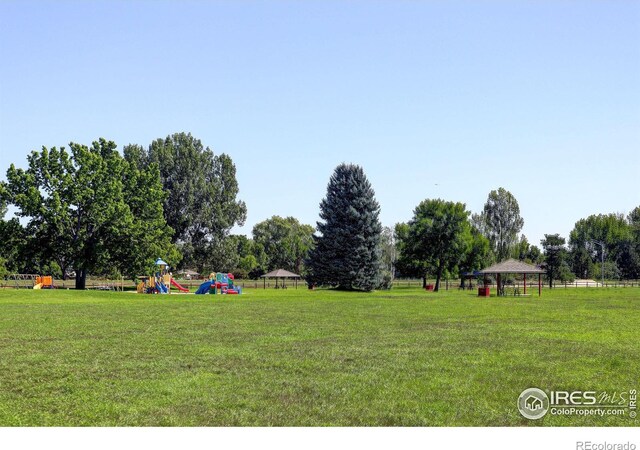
155,282,168,294
33,283,42,290
170,278,189,293
195,281,212,295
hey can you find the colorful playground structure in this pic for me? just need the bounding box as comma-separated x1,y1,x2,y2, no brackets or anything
136,259,241,295
195,272,242,295
137,258,189,294
33,275,54,289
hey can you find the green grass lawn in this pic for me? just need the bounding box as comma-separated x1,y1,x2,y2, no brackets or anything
0,287,638,426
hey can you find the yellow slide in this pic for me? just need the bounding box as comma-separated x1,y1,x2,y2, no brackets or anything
33,283,43,289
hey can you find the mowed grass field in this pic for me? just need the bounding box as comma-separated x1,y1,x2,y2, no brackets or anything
0,287,638,426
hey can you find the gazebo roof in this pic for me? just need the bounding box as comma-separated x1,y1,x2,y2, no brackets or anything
176,269,199,276
260,269,302,278
479,258,545,274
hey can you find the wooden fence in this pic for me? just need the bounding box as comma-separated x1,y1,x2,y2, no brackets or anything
2,275,640,290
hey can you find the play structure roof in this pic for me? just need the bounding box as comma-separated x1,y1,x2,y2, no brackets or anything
479,258,545,274
260,269,302,278
155,258,168,266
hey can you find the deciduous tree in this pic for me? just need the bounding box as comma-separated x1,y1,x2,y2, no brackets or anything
398,199,472,291
124,132,246,271
252,216,314,274
458,225,491,288
568,213,634,279
4,139,178,288
477,188,524,261
541,234,571,287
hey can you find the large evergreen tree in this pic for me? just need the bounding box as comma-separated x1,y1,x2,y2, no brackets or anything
306,164,382,291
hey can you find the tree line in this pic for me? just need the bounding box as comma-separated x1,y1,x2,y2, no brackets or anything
0,133,323,288
1,133,639,290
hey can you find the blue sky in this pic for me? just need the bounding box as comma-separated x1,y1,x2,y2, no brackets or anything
1,1,638,247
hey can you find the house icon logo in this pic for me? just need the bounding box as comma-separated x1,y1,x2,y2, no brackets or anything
518,388,549,419
525,395,543,411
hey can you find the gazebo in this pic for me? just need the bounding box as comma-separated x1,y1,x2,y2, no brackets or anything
176,269,199,280
479,259,546,297
260,269,302,289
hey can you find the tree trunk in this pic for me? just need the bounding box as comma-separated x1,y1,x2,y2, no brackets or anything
75,268,87,290
422,276,427,288
434,262,444,292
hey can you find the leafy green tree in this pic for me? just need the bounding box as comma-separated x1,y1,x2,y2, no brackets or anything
615,240,640,279
477,188,524,261
379,226,396,276
225,234,260,277
0,186,6,219
306,164,382,291
124,132,247,270
0,186,9,279
395,222,431,285
620,206,640,279
238,254,259,274
527,245,543,264
629,206,640,233
205,236,240,273
4,139,178,288
248,241,269,278
571,247,595,279
458,225,491,288
230,234,253,259
0,215,27,274
568,213,633,278
378,226,396,289
541,234,571,287
0,257,7,279
399,199,472,291
594,260,621,281
512,234,543,264
252,216,314,274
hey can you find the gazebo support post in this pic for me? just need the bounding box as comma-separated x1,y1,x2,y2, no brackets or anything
523,273,526,295
497,273,501,297
538,274,541,297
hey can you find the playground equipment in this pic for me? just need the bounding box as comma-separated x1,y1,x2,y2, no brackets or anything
195,272,242,295
137,258,189,294
170,278,189,293
33,276,54,289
